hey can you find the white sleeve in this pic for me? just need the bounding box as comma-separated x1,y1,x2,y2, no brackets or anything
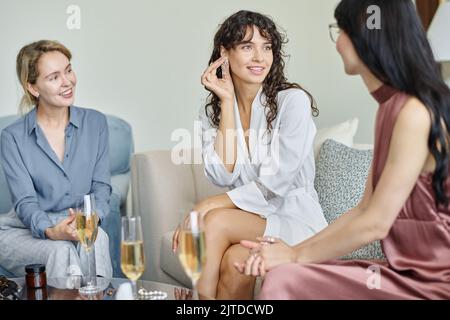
226,90,316,216
200,106,243,188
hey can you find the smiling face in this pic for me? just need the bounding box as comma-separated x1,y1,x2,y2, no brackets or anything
223,25,274,87
27,50,76,109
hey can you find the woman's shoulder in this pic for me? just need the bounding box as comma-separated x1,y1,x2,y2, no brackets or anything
277,87,310,104
1,112,31,139
2,116,25,134
396,97,431,132
276,88,312,118
72,106,107,124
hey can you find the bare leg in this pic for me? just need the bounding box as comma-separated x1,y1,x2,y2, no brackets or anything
217,244,256,300
196,208,265,299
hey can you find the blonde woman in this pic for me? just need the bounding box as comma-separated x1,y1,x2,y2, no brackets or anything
0,40,112,278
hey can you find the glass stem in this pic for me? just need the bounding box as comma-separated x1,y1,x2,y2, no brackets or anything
131,280,137,299
86,248,96,286
192,280,198,300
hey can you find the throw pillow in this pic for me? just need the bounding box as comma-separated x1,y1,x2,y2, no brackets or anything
313,118,359,160
314,139,385,260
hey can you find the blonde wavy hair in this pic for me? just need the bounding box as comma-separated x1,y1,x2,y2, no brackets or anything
16,40,72,114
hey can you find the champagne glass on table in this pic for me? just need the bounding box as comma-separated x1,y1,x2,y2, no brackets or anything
75,194,101,295
177,211,206,297
120,216,145,299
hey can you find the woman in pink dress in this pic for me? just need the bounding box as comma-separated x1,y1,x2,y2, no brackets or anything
235,0,450,299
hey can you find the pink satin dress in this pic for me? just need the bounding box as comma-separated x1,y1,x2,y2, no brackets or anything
258,85,450,299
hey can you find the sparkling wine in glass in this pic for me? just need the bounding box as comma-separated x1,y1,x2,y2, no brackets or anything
121,216,145,299
177,211,206,292
75,194,101,296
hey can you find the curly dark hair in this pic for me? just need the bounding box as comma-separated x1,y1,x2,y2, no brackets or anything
205,10,318,132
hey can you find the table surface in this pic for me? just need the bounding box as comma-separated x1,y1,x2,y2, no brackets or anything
12,276,197,300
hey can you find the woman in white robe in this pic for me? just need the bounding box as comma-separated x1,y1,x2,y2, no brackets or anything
172,10,327,299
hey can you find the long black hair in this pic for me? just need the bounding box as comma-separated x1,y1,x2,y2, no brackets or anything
205,10,318,133
335,0,450,207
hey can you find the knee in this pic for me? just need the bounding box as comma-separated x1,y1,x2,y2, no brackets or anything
220,247,240,277
50,239,75,251
47,240,76,256
204,209,228,237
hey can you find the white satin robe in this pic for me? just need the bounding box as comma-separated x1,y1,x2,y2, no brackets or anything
200,88,327,245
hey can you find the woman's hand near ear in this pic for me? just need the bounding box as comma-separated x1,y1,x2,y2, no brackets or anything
201,56,235,104
202,54,238,172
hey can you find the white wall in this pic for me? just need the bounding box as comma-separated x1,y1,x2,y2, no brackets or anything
0,0,379,152
444,62,450,87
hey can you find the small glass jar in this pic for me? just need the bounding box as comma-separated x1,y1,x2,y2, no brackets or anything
25,264,47,289
27,286,48,300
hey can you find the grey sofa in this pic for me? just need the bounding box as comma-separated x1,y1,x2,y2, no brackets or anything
131,141,380,290
0,113,133,277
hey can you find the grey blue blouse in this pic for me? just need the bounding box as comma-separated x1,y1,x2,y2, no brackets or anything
0,106,111,239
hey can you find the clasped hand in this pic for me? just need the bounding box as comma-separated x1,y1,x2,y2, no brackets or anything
234,236,297,277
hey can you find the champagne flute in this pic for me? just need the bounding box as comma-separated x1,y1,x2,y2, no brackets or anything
120,216,145,299
75,194,101,295
177,211,206,296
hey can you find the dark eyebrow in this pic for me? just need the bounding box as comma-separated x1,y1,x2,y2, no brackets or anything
44,63,71,79
236,40,252,45
236,40,272,46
